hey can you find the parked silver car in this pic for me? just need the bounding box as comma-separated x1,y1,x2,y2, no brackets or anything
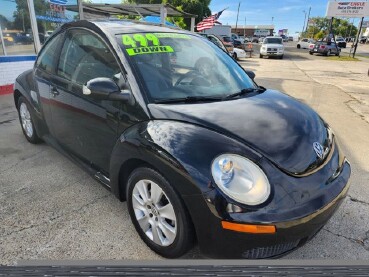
309,41,340,56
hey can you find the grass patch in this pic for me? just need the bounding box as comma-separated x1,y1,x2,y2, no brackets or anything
326,56,359,61
356,54,369,59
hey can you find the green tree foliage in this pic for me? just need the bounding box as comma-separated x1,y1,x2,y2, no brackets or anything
0,15,10,29
122,0,212,30
304,17,358,39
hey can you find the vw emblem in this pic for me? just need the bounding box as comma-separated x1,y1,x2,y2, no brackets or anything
313,142,324,159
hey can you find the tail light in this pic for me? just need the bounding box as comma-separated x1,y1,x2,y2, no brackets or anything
320,45,326,49
309,45,314,49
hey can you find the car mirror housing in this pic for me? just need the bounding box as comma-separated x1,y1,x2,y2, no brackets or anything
84,77,133,103
244,70,256,80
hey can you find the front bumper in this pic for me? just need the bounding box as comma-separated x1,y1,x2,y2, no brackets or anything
260,49,284,56
183,159,351,259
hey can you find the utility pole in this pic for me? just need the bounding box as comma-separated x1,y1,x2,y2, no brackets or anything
301,10,306,38
244,17,246,37
353,17,364,58
235,2,241,34
305,6,311,33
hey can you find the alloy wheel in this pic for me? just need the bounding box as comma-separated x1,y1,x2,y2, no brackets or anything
19,102,33,138
131,179,177,246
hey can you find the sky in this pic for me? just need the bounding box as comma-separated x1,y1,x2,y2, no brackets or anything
1,0,366,35
209,0,363,34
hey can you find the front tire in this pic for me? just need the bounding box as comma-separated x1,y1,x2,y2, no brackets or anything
17,96,41,144
297,44,301,49
126,167,194,258
259,54,263,58
232,52,237,60
309,51,313,55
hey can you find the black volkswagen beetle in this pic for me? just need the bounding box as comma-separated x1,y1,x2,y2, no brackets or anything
14,20,351,259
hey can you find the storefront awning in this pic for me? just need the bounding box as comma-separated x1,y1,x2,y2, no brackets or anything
66,3,197,19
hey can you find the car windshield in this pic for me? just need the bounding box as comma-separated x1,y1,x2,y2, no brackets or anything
116,32,256,103
264,38,282,44
222,36,232,43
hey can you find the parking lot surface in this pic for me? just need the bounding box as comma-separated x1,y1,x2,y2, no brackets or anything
1,45,369,264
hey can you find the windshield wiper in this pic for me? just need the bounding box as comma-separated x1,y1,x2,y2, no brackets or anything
223,86,266,100
154,96,223,104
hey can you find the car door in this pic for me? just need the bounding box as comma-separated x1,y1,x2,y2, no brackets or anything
33,32,65,135
301,39,308,48
49,28,124,174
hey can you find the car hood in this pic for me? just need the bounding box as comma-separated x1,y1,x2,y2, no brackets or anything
148,90,330,175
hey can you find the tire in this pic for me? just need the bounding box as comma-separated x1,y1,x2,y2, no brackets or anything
259,54,263,58
309,51,313,55
279,55,284,59
17,96,41,144
297,44,301,49
126,167,194,258
326,50,331,56
232,52,237,60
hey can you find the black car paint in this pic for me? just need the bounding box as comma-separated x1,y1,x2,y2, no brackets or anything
14,20,351,258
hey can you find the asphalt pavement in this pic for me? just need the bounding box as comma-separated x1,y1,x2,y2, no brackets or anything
1,45,369,264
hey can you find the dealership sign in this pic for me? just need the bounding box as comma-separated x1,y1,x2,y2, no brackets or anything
254,29,270,36
326,1,369,18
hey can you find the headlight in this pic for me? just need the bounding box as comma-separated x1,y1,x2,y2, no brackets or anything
211,154,270,206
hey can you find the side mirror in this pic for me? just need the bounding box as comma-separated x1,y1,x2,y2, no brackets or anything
83,77,133,103
245,70,256,80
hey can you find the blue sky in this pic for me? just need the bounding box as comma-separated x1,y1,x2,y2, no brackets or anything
1,0,364,35
210,0,363,34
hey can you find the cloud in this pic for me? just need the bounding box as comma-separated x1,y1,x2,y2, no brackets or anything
277,5,304,12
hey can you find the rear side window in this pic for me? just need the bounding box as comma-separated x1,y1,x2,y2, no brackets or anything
57,29,120,85
35,34,62,73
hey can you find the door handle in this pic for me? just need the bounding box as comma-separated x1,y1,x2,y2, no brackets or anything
50,87,59,97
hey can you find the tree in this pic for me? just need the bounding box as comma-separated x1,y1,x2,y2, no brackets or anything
304,16,358,39
122,0,212,30
0,15,10,29
12,0,51,33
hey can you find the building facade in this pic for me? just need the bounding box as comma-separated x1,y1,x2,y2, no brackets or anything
0,0,79,94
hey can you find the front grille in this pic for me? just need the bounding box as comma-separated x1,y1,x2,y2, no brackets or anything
242,240,300,259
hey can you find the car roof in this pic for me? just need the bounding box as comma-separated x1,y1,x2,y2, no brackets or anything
59,19,191,36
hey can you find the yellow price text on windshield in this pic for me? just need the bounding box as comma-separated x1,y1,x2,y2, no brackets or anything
126,46,174,56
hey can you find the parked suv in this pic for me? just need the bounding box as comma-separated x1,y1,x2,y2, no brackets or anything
259,36,284,59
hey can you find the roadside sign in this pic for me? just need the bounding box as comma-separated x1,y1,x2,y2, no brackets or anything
254,29,269,36
326,1,369,18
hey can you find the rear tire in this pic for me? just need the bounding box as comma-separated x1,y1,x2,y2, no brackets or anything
309,51,313,55
326,50,331,56
279,55,284,59
126,167,194,258
17,96,41,144
232,52,237,60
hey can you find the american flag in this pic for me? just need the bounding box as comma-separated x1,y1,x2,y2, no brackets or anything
196,10,224,32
